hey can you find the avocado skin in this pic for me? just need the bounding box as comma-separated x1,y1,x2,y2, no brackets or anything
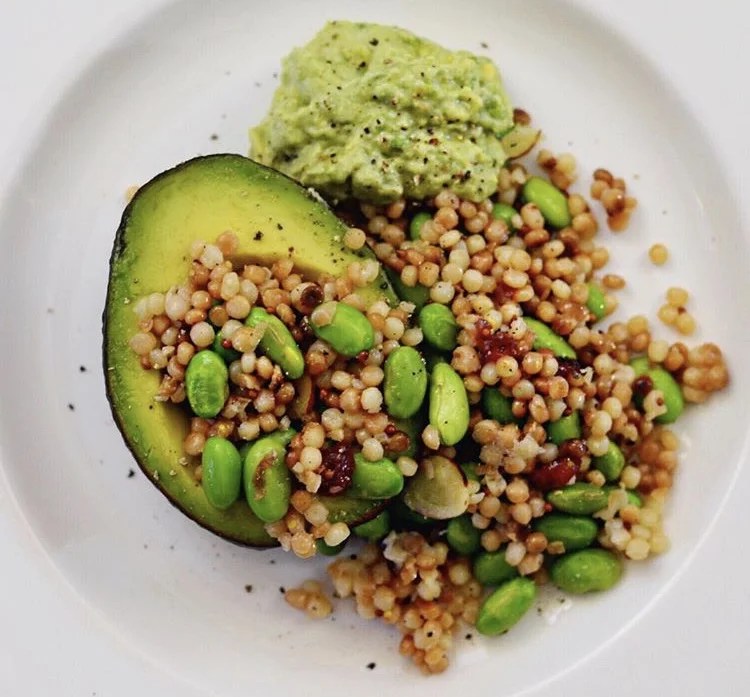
103,154,394,547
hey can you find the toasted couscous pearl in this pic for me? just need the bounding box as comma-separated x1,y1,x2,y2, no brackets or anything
505,541,526,567
325,522,350,547
666,287,689,307
649,243,669,265
362,438,384,462
430,282,455,304
361,387,384,413
130,332,157,355
422,425,441,450
394,328,420,349
189,322,215,348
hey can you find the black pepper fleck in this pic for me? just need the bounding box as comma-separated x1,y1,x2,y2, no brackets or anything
128,469,135,479
254,231,264,241
465,633,473,640
244,584,254,593
369,38,379,46
67,403,75,411
79,365,87,372
279,586,286,594
481,41,489,49
366,662,376,670
277,223,284,230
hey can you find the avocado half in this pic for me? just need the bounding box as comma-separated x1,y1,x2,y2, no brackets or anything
104,154,393,546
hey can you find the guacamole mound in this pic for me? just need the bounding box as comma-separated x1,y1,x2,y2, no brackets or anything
250,21,514,204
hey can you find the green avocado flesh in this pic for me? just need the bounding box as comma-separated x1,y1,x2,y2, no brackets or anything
104,154,394,546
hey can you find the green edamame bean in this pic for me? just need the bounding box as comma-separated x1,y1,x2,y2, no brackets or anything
243,432,294,523
532,514,598,552
429,362,470,446
547,482,609,515
310,301,375,357
185,350,229,418
593,441,626,481
523,317,576,359
586,283,607,322
522,176,571,229
419,303,458,352
201,437,243,510
603,486,642,507
546,411,581,445
386,268,430,310
630,357,685,424
212,331,241,364
491,202,519,230
482,388,521,425
424,349,448,374
316,538,348,556
476,577,537,636
384,347,428,419
245,307,304,379
349,454,404,499
630,357,649,375
630,357,650,375
551,548,622,594
353,510,391,541
410,211,432,241
446,515,482,555
473,549,519,586
391,497,434,527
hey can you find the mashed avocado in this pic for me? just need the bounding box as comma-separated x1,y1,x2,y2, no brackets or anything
250,21,514,204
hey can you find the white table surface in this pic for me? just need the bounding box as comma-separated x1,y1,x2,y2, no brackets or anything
0,1,747,695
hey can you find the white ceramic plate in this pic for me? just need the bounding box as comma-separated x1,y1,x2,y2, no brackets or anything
1,1,749,695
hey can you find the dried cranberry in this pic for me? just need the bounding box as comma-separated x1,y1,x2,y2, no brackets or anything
493,283,516,305
475,320,523,363
633,375,654,399
318,443,354,496
556,357,583,382
530,457,579,491
558,438,587,463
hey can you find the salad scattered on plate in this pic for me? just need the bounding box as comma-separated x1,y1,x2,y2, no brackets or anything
104,21,729,674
